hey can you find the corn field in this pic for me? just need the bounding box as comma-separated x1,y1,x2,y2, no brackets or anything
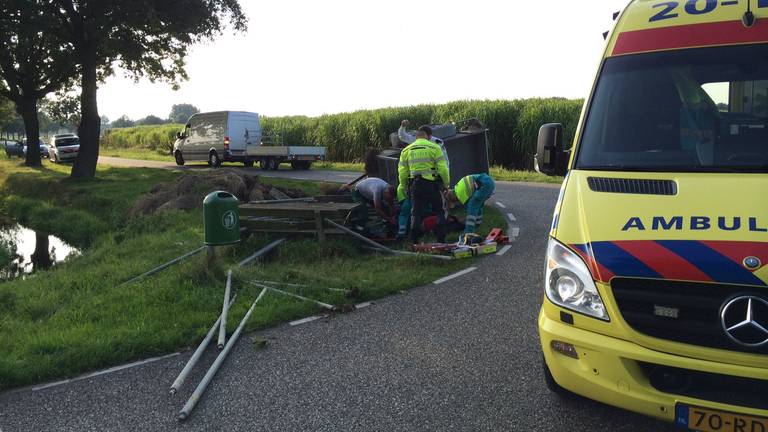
101,98,584,169
101,124,183,155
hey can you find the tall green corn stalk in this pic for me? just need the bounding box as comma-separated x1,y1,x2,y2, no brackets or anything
101,124,184,155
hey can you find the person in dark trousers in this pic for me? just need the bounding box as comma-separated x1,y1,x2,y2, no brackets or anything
349,177,397,227
397,126,450,244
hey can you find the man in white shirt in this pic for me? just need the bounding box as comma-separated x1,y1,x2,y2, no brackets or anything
398,119,450,169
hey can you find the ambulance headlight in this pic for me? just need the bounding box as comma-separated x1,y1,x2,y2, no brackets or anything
544,239,609,321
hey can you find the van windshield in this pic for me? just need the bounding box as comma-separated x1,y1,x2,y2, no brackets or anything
576,44,768,173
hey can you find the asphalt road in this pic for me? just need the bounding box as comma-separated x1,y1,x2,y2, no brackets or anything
97,156,364,184
0,160,674,431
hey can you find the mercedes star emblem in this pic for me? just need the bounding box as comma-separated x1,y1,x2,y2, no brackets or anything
721,296,768,348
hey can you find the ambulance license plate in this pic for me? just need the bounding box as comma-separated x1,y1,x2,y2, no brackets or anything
676,405,768,432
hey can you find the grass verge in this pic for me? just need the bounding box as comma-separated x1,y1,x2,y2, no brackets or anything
0,157,505,390
100,147,174,162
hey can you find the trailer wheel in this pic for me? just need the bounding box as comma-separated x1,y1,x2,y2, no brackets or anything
268,158,279,170
243,159,254,168
259,158,269,170
208,151,221,168
290,161,301,170
175,151,185,166
300,161,312,170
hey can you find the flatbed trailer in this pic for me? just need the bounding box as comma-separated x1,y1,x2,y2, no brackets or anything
246,145,326,170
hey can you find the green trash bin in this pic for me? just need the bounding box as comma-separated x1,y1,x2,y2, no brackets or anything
203,191,240,246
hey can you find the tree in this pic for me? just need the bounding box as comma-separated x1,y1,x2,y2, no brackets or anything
0,97,15,131
136,115,166,126
0,1,75,167
47,1,247,178
43,94,81,129
111,115,135,128
169,103,200,124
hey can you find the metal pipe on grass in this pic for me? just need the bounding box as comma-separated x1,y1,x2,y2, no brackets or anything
248,282,335,310
237,238,286,267
247,197,315,204
251,279,350,294
178,288,268,421
120,246,206,286
169,294,237,395
217,270,232,350
324,219,453,261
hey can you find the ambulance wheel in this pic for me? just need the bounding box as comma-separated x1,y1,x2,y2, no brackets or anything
175,151,185,166
542,357,573,397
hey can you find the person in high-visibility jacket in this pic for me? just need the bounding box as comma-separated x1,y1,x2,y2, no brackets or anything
446,173,495,235
398,126,450,243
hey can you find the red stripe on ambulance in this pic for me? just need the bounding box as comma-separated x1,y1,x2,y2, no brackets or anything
612,240,713,282
613,20,768,56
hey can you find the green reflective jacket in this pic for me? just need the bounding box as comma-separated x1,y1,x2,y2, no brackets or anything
397,139,450,187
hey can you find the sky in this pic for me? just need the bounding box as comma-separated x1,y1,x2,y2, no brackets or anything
97,0,630,122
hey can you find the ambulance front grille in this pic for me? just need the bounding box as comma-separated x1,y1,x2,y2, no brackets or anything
611,278,768,355
587,177,677,195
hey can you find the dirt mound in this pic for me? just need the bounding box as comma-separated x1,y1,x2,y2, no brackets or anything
129,169,309,217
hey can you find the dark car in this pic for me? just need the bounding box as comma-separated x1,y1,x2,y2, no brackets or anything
3,139,24,158
23,140,50,159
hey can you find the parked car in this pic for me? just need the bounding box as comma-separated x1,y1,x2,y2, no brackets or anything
2,139,24,158
49,134,80,163
23,140,50,159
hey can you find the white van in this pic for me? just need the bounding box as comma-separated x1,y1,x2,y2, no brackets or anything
173,110,326,170
173,111,262,167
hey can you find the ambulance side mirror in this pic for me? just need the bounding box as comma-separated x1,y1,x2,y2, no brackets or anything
535,123,568,177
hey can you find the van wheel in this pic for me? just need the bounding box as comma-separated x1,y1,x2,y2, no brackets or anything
243,160,254,168
208,151,221,168
542,357,574,397
175,151,185,166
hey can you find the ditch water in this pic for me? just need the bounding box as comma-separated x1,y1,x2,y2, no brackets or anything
0,224,81,282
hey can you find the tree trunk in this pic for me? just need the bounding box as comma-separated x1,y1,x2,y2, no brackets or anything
19,97,42,167
31,231,52,271
71,51,100,178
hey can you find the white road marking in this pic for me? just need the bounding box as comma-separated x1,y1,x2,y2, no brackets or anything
289,315,327,326
355,302,373,309
512,227,520,238
31,352,181,392
507,213,517,222
433,267,478,285
495,201,506,209
496,245,512,256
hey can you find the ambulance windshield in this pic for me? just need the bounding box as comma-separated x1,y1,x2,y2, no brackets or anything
577,44,768,173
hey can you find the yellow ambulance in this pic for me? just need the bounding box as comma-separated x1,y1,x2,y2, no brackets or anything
535,1,768,430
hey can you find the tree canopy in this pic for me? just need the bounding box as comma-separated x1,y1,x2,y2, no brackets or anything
0,0,75,166
111,115,135,128
169,103,200,124
46,0,248,178
136,115,166,126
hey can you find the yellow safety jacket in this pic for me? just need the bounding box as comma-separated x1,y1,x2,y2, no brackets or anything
397,138,450,187
454,175,477,205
